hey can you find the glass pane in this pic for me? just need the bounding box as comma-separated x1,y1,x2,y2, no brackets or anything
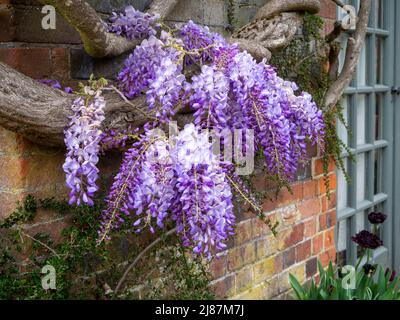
374,149,383,194
355,211,365,233
377,0,385,29
337,159,348,211
357,95,366,145
338,96,349,145
375,94,383,140
356,153,366,203
376,37,383,84
357,42,367,86
365,35,372,85
337,219,347,252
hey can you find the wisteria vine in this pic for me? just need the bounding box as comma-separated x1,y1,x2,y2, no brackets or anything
62,6,325,258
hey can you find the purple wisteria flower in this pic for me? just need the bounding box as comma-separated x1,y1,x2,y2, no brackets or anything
108,5,160,40
186,65,230,130
39,78,73,93
66,14,328,259
171,124,235,258
97,135,151,243
117,32,185,121
98,124,235,257
63,87,105,206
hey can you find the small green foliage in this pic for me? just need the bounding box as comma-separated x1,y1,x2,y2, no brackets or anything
0,195,107,299
0,194,37,228
144,243,214,300
290,260,400,300
0,195,215,300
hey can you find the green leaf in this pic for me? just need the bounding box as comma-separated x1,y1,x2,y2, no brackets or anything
289,273,306,300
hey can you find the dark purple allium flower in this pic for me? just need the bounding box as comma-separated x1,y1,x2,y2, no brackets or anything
108,5,160,40
63,87,105,206
362,263,377,276
351,230,383,249
368,211,387,225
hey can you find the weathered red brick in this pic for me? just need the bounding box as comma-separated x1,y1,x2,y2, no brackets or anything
324,227,335,248
227,247,242,271
240,241,256,265
319,174,337,195
275,183,303,205
234,219,252,245
51,47,70,79
0,47,51,78
312,157,335,178
303,179,318,199
312,233,324,255
211,274,235,298
319,212,328,231
0,4,15,41
306,257,318,278
318,247,336,268
210,254,227,279
0,191,24,220
296,239,312,262
284,223,304,247
298,198,321,218
283,247,296,269
235,266,253,292
252,216,271,238
304,217,317,238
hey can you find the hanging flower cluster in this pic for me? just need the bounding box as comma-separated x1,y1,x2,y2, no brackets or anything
116,32,185,121
108,5,160,40
62,10,326,257
98,124,235,258
63,87,105,206
115,19,325,180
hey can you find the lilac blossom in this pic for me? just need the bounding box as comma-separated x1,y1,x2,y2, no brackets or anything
108,5,160,40
63,87,105,206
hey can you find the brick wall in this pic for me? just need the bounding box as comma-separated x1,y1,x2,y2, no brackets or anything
0,0,337,299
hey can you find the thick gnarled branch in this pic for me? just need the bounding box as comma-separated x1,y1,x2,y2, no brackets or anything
324,0,372,109
0,62,190,147
231,0,320,60
39,0,179,58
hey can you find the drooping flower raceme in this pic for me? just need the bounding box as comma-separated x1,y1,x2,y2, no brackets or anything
117,32,185,121
63,87,105,206
98,124,235,257
171,124,235,257
187,65,230,130
65,11,327,258
108,5,160,40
